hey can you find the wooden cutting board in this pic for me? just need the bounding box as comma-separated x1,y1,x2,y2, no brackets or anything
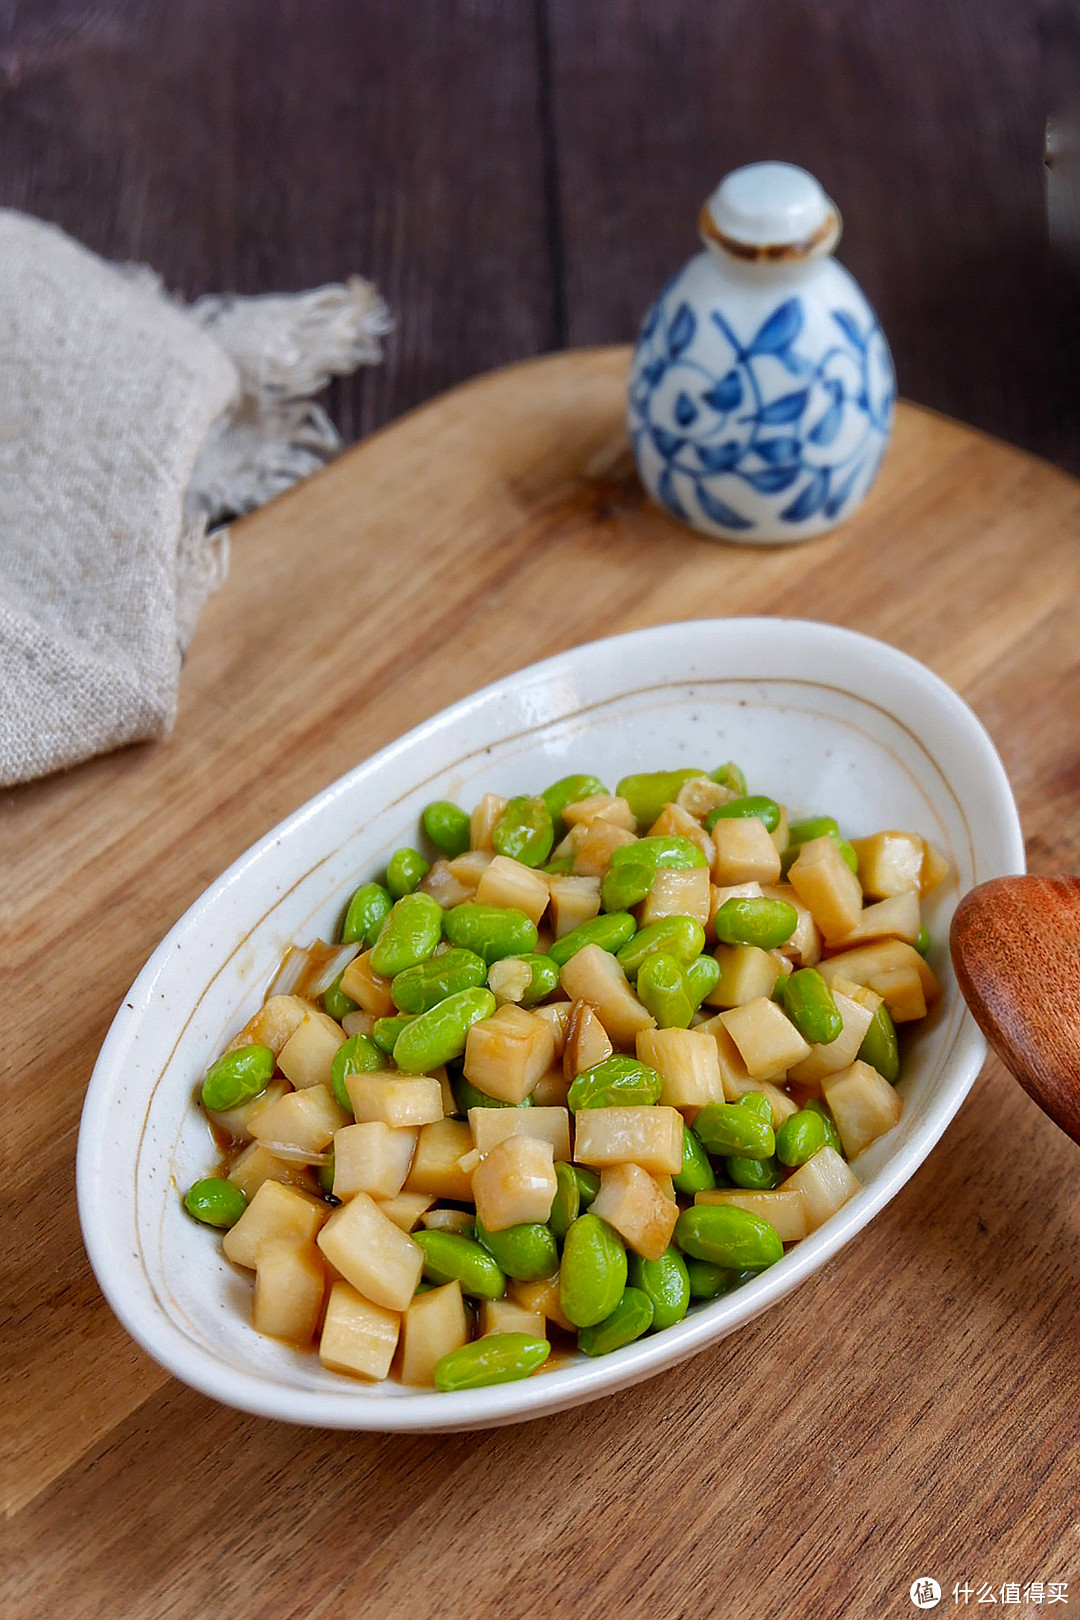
6,349,1080,1619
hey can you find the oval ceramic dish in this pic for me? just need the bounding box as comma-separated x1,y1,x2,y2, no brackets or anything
77,618,1024,1430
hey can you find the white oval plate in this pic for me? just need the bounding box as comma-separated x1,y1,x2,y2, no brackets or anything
77,618,1024,1430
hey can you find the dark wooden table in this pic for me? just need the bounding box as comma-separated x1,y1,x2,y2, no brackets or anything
2,1,1077,470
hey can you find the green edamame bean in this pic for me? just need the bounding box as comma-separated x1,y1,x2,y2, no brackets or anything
684,952,722,1010
804,1098,843,1154
636,950,694,1029
372,1014,414,1055
782,817,859,875
675,1203,784,1272
693,1102,775,1159
705,795,782,834
421,800,472,859
725,1155,783,1190
433,1333,550,1391
684,1260,756,1299
673,1124,717,1195
916,924,931,956
542,856,575,876
330,1032,387,1111
778,968,843,1045
628,1249,690,1330
442,902,538,965
775,1108,827,1168
567,1054,664,1111
500,953,560,1007
548,911,636,968
600,861,655,912
476,1218,558,1282
386,847,430,899
200,1043,276,1112
542,773,609,828
713,896,798,950
737,1090,774,1124
711,762,747,796
616,916,706,976
183,1177,246,1228
341,880,392,947
609,835,709,872
558,1213,628,1327
453,1072,530,1112
370,892,443,978
572,1165,601,1207
492,796,555,868
322,975,358,1022
393,987,497,1074
616,770,709,828
414,1229,506,1299
390,947,488,1014
858,1002,900,1083
548,1160,580,1239
577,1286,654,1356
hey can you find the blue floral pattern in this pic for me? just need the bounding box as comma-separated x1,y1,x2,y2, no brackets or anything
629,286,895,534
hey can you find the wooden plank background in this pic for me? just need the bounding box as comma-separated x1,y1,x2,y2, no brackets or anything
0,0,1077,469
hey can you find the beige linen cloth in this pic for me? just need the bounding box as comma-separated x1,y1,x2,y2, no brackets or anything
0,210,390,788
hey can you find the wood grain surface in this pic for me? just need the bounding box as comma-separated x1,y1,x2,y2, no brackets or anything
1,0,1077,471
5,350,1080,1619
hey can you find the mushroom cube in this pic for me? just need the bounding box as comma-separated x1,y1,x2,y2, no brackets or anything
463,1004,556,1104
318,1282,400,1381
590,1162,679,1260
316,1192,424,1311
471,1135,557,1231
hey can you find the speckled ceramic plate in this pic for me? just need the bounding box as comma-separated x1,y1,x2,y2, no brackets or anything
77,618,1024,1429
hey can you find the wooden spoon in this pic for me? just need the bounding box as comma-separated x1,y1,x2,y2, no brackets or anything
950,875,1080,1145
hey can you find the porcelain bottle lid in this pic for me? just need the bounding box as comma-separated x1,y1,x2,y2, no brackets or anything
700,162,841,261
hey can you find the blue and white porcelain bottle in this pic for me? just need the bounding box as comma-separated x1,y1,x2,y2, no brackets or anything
628,162,895,543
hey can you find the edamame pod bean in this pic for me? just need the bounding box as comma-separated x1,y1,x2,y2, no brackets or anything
781,818,859,875
858,1002,900,1083
693,1102,775,1159
499,953,560,1007
386,848,430,899
609,835,708,872
675,1203,784,1272
725,1154,783,1190
183,1178,247,1228
572,1166,601,1206
713,896,798,950
330,1031,387,1111
737,1090,774,1124
616,916,706,976
390,947,488,1014
684,1258,733,1299
567,1054,664,1111
372,1014,414,1055
542,773,609,827
442,902,538,965
370,892,443,978
453,1072,530,1112
705,795,782,834
548,911,636,967
421,800,472,859
616,770,708,827
558,1213,628,1327
673,1124,717,1195
492,796,555,868
628,1249,690,1330
433,1333,549,1391
200,1043,276,1112
711,762,747,796
775,1108,827,1168
392,987,497,1074
577,1286,654,1356
341,881,393,947
542,856,575,876
600,861,654,912
684,953,722,1010
778,968,843,1046
548,1161,581,1239
636,951,694,1029
804,1098,843,1154
322,976,359,1022
476,1218,559,1282
916,924,931,956
414,1229,506,1299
